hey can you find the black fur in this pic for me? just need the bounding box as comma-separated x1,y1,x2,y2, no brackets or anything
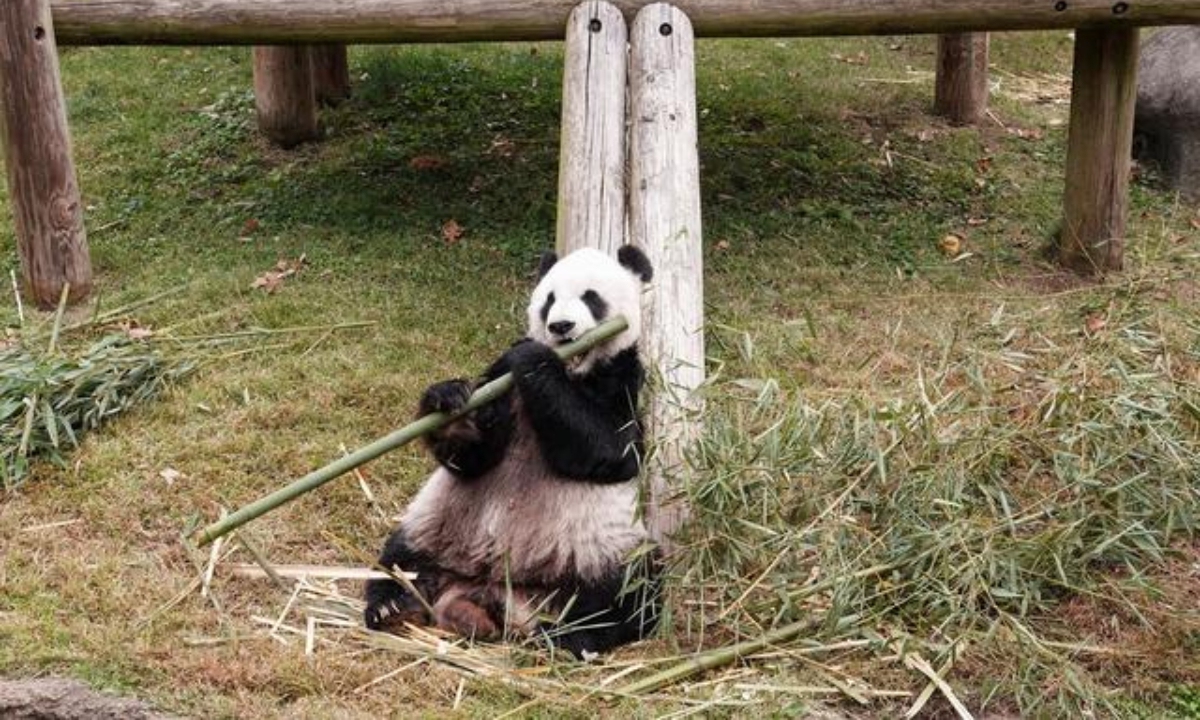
420,341,643,483
581,289,609,322
545,556,663,657
364,531,440,630
537,251,558,279
366,535,662,657
617,245,653,282
505,342,644,482
418,355,516,479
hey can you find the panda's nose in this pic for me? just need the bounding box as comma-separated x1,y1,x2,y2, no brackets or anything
548,320,575,337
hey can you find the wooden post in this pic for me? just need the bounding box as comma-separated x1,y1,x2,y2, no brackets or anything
251,46,319,148
311,44,350,106
629,3,703,547
1059,28,1139,274
556,1,627,256
0,0,92,308
934,32,989,125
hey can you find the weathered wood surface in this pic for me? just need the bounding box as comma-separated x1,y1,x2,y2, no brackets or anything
629,3,703,547
311,43,350,106
1060,28,1139,273
51,0,1200,45
0,0,92,308
934,33,989,125
252,46,319,148
556,1,627,256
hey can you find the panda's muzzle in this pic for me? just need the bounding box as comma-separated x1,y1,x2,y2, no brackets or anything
548,320,575,341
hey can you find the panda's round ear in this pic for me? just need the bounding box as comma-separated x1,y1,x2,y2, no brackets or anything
536,251,558,280
617,245,653,283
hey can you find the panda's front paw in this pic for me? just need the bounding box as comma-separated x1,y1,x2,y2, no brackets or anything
419,379,473,416
364,585,430,632
504,340,560,375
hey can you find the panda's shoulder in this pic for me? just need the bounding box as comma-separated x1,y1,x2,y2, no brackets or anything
583,346,643,389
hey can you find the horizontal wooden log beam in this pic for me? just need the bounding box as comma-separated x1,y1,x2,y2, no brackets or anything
51,0,1200,46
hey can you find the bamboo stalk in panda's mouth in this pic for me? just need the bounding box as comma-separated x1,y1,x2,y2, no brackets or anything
193,315,629,547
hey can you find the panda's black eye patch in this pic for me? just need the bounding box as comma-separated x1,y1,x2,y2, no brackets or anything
581,289,608,321
540,292,555,323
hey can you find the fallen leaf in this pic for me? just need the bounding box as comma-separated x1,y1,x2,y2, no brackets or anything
240,218,260,238
409,155,447,171
487,136,516,158
441,219,464,244
939,233,963,257
1085,315,1107,335
1008,127,1045,141
252,255,307,293
976,156,993,173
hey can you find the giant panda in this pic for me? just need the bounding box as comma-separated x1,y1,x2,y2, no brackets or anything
364,245,660,657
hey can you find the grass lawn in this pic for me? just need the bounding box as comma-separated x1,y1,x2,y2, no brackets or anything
2,32,1199,718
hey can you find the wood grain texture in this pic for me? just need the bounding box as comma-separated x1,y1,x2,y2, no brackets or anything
934,33,989,125
629,3,703,547
556,1,627,256
252,46,319,148
1059,28,1139,274
311,43,350,106
51,0,1200,45
0,0,92,309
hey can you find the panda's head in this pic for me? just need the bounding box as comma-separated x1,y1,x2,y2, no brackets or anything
527,246,653,374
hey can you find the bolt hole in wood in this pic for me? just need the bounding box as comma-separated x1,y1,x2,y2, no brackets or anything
34,26,46,40
1112,2,1129,13
589,18,602,32
1055,1,1068,10
659,23,673,36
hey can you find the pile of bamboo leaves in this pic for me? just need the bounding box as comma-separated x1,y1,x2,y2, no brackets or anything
2,287,371,491
660,308,1200,716
0,333,195,489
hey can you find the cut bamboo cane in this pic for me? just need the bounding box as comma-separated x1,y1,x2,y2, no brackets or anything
194,315,629,546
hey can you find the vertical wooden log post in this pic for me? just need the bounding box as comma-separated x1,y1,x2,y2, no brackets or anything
0,0,91,309
934,33,989,125
556,1,628,255
629,3,703,547
252,46,319,148
311,44,351,106
1059,28,1139,274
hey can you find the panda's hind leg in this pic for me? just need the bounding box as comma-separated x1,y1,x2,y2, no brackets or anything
431,583,500,639
364,530,442,632
547,562,663,658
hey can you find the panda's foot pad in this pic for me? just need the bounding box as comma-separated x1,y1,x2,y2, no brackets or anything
433,596,499,639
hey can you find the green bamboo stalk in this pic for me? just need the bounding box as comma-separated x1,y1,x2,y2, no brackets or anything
618,618,824,696
194,316,629,546
619,565,894,696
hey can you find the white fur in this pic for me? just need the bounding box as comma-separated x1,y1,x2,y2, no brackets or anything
401,398,647,585
526,248,643,375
